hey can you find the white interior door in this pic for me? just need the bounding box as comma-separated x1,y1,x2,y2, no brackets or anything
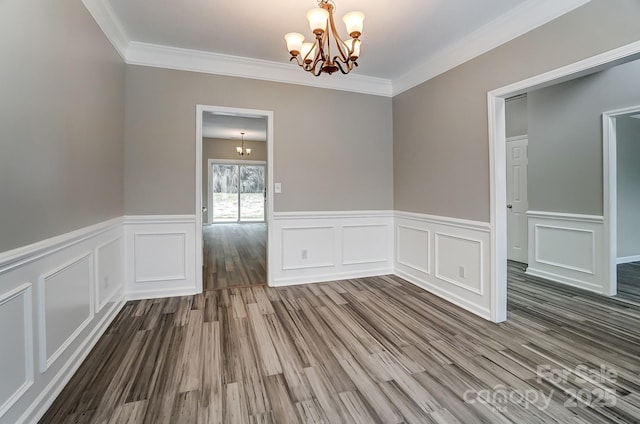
507,136,529,263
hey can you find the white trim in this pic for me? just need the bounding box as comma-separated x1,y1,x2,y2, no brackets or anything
617,255,640,265
394,210,490,232
123,215,195,225
526,268,604,293
0,217,123,275
526,210,604,224
125,287,199,301
391,0,591,96
37,253,95,373
133,232,188,283
603,104,640,294
340,224,389,266
506,135,529,143
20,300,125,424
197,105,275,288
396,225,431,275
434,233,484,296
82,0,589,97
273,210,395,221
488,39,640,322
395,269,491,321
94,237,122,313
272,267,394,287
80,0,129,60
0,283,34,419
127,42,393,97
533,225,596,274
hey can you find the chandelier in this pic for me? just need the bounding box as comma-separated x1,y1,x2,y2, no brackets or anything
284,0,364,76
236,132,251,156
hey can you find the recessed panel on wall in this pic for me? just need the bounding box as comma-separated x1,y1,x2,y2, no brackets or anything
96,237,122,312
535,225,594,273
281,226,335,270
134,233,186,282
435,233,482,295
39,253,93,372
342,224,389,265
0,284,33,418
396,225,430,274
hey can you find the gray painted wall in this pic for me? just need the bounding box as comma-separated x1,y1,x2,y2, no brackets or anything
201,138,268,215
0,0,125,252
393,0,640,222
506,95,528,138
124,67,393,214
527,58,640,215
617,116,640,259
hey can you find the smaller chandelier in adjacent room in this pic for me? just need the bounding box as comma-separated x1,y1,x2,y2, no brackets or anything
236,132,251,156
284,0,364,76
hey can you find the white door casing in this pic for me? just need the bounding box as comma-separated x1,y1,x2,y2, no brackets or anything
506,136,528,263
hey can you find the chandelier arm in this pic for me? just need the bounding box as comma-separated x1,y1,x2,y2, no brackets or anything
327,7,350,63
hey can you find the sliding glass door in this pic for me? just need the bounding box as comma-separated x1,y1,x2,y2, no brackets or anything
212,162,265,223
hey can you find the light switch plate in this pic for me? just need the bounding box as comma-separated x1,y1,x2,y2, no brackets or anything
275,183,282,193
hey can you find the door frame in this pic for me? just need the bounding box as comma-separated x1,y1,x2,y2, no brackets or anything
208,159,267,224
196,105,274,291
488,40,640,322
603,104,640,295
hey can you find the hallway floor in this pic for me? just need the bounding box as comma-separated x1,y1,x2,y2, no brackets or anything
203,223,266,291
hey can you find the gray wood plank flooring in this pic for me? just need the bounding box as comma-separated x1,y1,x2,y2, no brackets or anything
203,224,266,291
40,262,640,423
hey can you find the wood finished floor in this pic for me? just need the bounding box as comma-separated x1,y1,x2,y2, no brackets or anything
40,263,640,423
203,224,266,291
617,261,640,306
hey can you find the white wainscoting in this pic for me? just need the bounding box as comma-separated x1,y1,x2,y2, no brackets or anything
394,211,492,320
271,211,394,286
618,255,640,265
124,215,198,300
0,218,124,424
526,211,607,294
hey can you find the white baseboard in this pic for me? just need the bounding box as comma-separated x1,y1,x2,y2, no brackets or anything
395,269,491,320
525,267,604,294
271,267,394,287
617,255,640,265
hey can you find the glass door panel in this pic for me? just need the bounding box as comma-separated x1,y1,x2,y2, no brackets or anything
212,164,239,222
240,165,265,222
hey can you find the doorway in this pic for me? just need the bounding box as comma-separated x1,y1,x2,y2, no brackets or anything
195,106,274,292
488,42,640,322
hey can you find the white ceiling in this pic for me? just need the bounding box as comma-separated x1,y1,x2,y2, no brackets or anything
84,0,590,95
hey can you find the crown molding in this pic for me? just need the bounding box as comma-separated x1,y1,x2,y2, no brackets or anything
81,0,590,98
126,42,393,97
81,0,129,61
391,0,592,96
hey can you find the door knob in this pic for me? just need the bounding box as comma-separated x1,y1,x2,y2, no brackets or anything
507,204,513,209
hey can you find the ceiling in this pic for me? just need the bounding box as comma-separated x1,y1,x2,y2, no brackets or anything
85,0,590,95
203,113,267,141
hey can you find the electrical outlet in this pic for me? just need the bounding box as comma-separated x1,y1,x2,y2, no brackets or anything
458,266,465,278
301,249,308,260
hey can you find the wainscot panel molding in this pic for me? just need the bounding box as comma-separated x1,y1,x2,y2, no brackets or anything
618,255,640,265
124,215,198,300
271,211,394,286
0,219,124,424
526,210,607,294
394,211,492,320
